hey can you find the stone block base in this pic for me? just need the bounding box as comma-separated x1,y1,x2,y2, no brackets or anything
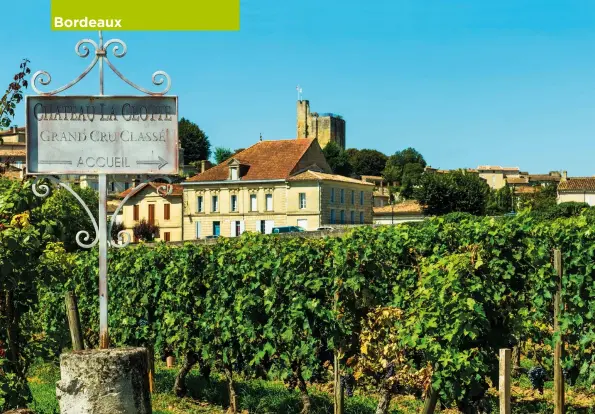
56,347,152,414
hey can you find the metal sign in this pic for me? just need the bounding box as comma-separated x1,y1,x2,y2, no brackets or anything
26,95,178,175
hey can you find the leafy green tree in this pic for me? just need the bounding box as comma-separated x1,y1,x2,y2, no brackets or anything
346,149,388,177
39,186,99,251
486,185,513,215
178,118,211,165
517,183,558,212
382,148,427,197
414,170,490,216
322,141,353,176
214,147,234,165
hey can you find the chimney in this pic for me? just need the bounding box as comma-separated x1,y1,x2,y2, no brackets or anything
561,171,567,181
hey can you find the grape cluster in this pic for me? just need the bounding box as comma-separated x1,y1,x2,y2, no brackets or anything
385,362,395,379
340,374,355,397
528,366,547,394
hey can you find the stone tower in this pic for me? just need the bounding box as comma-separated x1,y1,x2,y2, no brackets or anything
296,100,345,150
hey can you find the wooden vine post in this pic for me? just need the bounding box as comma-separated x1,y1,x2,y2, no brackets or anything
65,291,84,351
553,249,565,414
499,348,511,414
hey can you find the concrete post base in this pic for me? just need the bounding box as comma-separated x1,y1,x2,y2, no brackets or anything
56,347,152,414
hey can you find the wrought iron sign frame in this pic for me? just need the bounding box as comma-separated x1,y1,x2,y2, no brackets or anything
30,31,175,349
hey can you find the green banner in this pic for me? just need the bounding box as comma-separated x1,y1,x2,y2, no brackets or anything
51,0,240,31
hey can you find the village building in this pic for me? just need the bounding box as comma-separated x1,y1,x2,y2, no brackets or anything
557,172,595,206
373,200,425,225
477,165,524,190
361,175,395,207
182,138,373,239
0,127,26,179
119,182,184,242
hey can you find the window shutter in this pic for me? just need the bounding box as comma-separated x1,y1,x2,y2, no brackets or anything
196,222,201,239
133,205,139,221
256,220,262,233
240,221,245,234
164,204,170,220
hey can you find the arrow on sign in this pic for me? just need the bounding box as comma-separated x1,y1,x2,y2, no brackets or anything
136,156,168,170
38,160,72,165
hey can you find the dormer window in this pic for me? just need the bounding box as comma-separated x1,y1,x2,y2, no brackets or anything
228,158,248,181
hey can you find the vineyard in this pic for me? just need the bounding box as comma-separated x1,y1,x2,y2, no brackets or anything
1,179,595,413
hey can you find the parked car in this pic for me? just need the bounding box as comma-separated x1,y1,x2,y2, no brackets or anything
272,226,305,234
205,235,220,239
316,226,335,231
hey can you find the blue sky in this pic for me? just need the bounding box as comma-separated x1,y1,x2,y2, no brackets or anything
3,0,595,174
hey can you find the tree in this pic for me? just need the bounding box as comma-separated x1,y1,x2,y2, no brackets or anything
347,149,388,177
322,141,353,176
178,118,211,164
0,59,30,143
39,186,99,251
486,185,513,215
233,148,245,155
414,170,490,216
214,147,234,165
382,148,427,198
133,219,159,242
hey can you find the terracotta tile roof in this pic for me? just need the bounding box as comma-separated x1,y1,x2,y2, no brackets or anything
513,186,539,194
373,200,423,215
477,165,520,172
529,174,561,182
558,178,595,192
289,170,374,186
187,139,316,182
0,149,26,157
361,175,384,181
119,182,183,198
506,176,529,185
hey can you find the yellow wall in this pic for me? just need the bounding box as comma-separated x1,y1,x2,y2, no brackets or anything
479,172,507,190
121,187,183,242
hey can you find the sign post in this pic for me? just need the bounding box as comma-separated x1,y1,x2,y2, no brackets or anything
28,31,177,348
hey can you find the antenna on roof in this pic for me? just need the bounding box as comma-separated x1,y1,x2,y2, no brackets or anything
296,85,303,101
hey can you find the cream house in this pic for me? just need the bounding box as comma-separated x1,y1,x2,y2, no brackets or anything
182,139,374,239
477,165,523,190
119,182,184,242
557,173,595,206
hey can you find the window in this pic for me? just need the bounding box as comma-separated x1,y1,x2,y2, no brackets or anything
331,188,335,203
340,210,345,224
197,196,204,212
148,204,155,226
231,195,238,212
195,222,201,239
212,195,219,212
330,209,336,224
250,194,257,211
231,167,238,180
299,193,306,209
124,182,130,190
360,212,364,224
213,221,221,236
266,194,273,211
340,189,345,204
360,191,364,205
231,221,245,237
351,190,355,205
163,232,171,242
350,211,355,224
164,203,170,220
133,205,139,221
